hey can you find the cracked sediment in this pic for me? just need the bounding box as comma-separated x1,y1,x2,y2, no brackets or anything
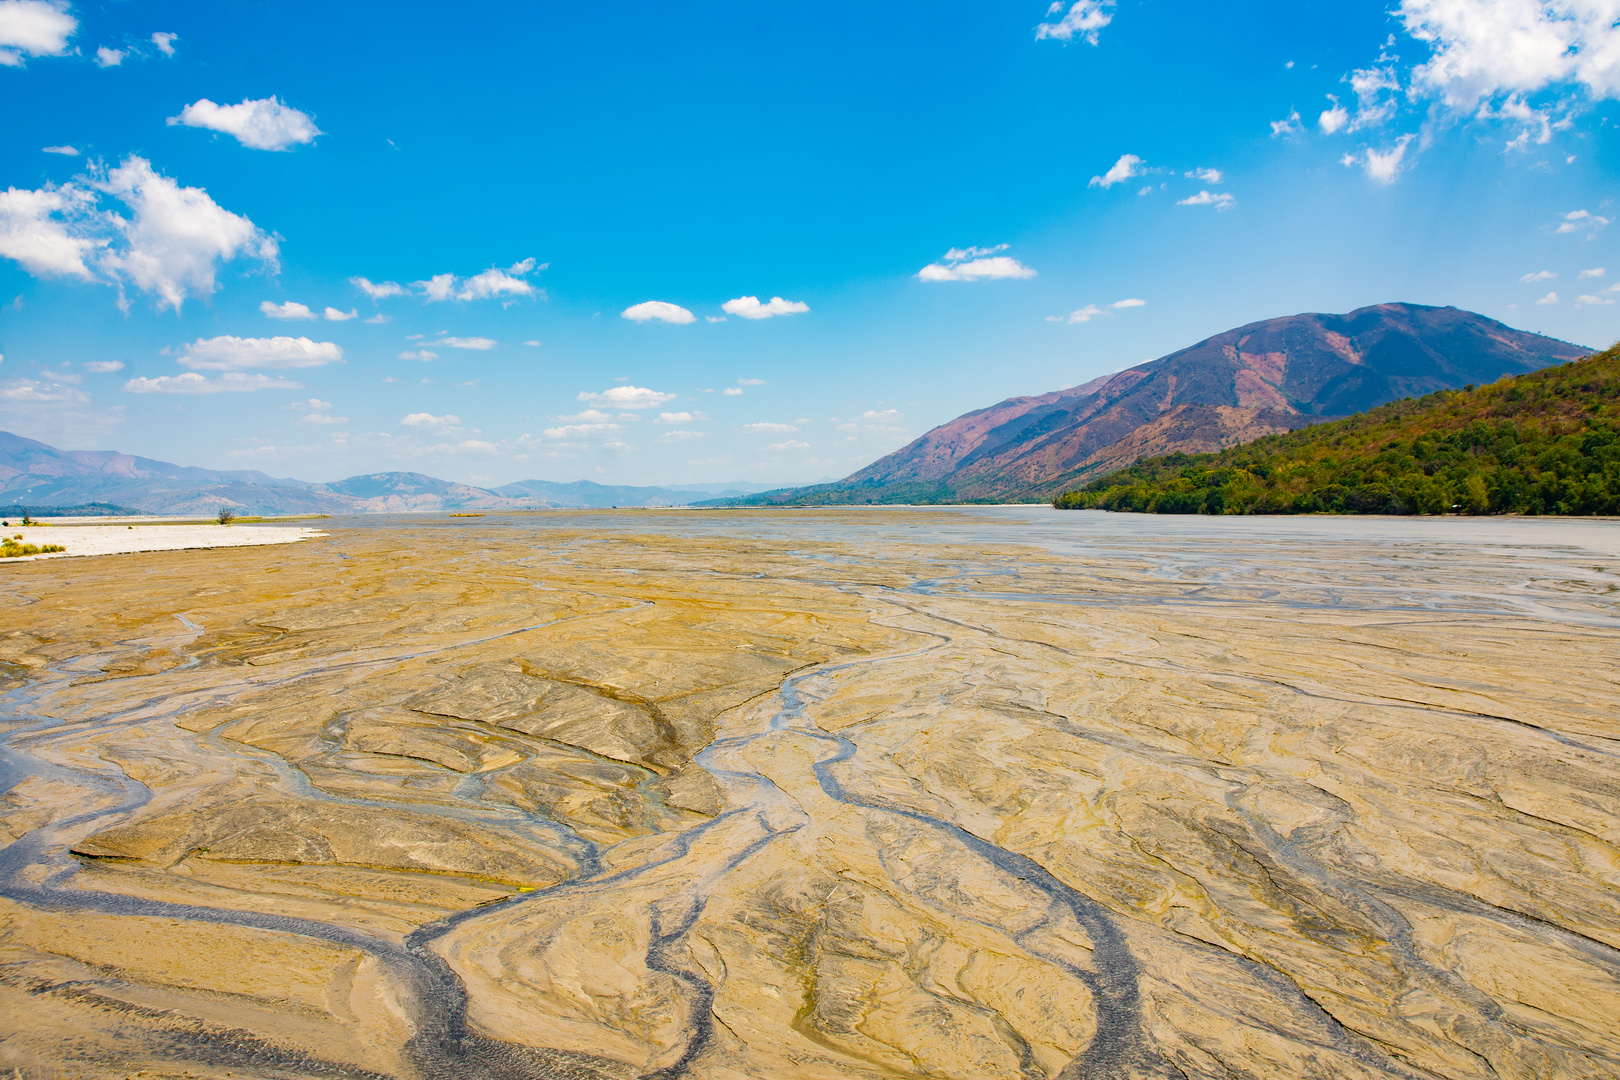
1,508,1617,1079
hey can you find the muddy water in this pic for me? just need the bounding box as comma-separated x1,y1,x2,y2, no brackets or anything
1,508,1617,1079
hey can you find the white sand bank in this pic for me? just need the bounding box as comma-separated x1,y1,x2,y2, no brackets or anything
0,524,326,562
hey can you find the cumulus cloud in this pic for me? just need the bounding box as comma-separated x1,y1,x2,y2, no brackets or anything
544,420,623,439
398,350,438,361
1177,190,1236,209
41,144,77,155
179,335,343,371
0,376,86,403
1579,267,1605,278
1112,297,1146,308
1270,110,1304,137
1520,269,1557,282
150,31,176,56
916,245,1036,281
622,299,695,323
84,360,124,372
654,410,709,424
351,276,407,300
0,0,77,67
169,96,322,151
300,411,347,424
417,259,541,303
721,295,810,319
287,397,332,411
94,45,124,67
1185,167,1223,183
1319,99,1350,133
1575,292,1615,306
1557,209,1611,234
577,385,677,409
431,335,496,350
768,440,810,451
324,306,357,321
0,156,277,310
1341,136,1414,184
742,422,798,433
659,429,708,441
1533,291,1560,304
402,412,462,432
1089,154,1141,188
722,387,743,396
1035,0,1113,44
261,299,317,320
124,372,302,394
1345,65,1401,129
1399,0,1620,106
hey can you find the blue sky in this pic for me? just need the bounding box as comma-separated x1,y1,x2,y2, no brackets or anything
2,1,1617,487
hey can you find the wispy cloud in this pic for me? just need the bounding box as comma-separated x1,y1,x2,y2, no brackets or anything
1089,154,1141,188
1340,135,1414,184
351,276,407,300
431,335,496,350
1185,167,1223,184
84,360,124,373
40,144,78,155
1270,110,1303,137
1520,270,1557,283
1035,0,1113,45
418,258,541,302
1579,267,1605,279
1177,190,1236,209
1557,209,1611,235
169,96,322,151
1112,297,1146,308
125,372,302,394
916,244,1036,282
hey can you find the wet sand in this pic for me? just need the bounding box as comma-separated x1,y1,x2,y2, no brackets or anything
0,507,1616,1079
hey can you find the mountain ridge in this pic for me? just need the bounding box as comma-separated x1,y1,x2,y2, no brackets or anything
712,303,1593,506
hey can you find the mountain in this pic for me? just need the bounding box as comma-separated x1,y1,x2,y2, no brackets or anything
0,433,765,515
717,303,1593,506
1054,344,1620,515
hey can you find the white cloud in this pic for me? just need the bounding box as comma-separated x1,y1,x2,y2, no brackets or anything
1579,267,1605,278
0,182,101,278
1185,167,1223,183
417,260,541,303
179,335,343,371
0,0,77,67
1575,293,1615,306
654,410,708,424
1270,109,1304,137
287,397,332,411
1048,304,1104,324
1346,65,1401,129
40,144,77,155
351,276,407,300
432,335,496,350
95,156,278,311
722,386,743,396
577,385,676,409
1089,153,1141,188
169,96,322,152
1341,135,1414,183
659,429,708,441
1035,0,1113,45
622,300,696,323
84,360,123,372
398,349,438,361
124,372,301,394
523,339,541,346
1557,209,1611,234
1112,297,1146,308
721,295,810,319
0,376,86,403
742,422,798,434
544,421,623,439
94,45,125,67
1177,190,1236,209
324,306,357,321
1535,291,1559,304
768,440,810,451
402,412,462,431
1520,269,1557,282
261,299,317,320
737,377,767,385
150,31,176,56
300,411,348,424
1399,0,1620,106
1319,99,1350,133
916,245,1036,281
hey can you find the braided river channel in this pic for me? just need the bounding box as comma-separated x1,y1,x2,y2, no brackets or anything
1,507,1617,1079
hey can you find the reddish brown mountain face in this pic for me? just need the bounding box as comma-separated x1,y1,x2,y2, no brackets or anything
839,303,1591,501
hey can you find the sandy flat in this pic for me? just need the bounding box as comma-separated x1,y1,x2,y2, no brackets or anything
0,523,326,560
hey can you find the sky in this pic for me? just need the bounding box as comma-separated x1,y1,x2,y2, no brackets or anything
1,0,1618,488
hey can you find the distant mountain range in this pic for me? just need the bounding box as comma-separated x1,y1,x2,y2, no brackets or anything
714,303,1593,506
0,432,772,515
